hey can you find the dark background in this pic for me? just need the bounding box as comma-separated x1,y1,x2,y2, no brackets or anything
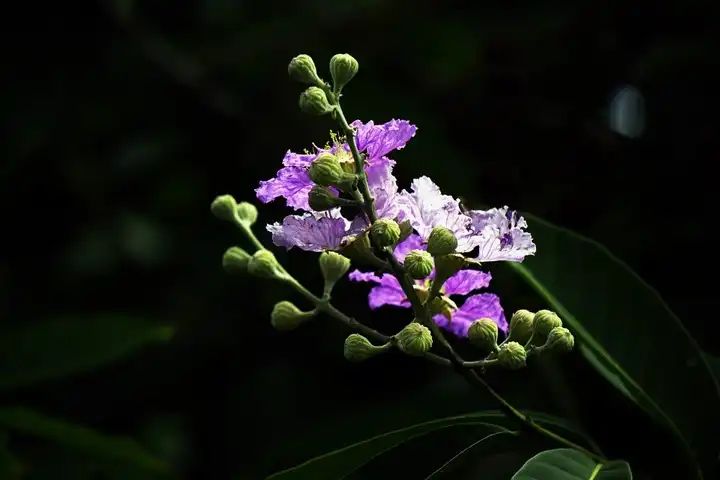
2,0,719,478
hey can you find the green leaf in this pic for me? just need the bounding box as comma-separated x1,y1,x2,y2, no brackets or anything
266,410,593,480
0,407,170,474
507,214,720,477
424,430,517,479
512,448,631,480
0,315,174,390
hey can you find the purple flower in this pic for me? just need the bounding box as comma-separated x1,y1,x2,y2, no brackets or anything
467,207,536,262
256,120,415,213
433,293,507,337
267,209,358,252
397,176,476,252
349,235,504,337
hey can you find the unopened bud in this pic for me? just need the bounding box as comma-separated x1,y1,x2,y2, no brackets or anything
508,309,534,344
210,194,237,222
396,322,433,356
497,341,527,370
271,301,314,331
248,249,283,279
329,53,359,92
309,153,344,186
427,226,458,256
236,201,258,226
468,318,499,351
370,218,401,248
344,334,388,362
319,251,351,289
308,186,341,211
545,327,575,353
404,250,434,279
288,54,323,87
299,86,333,116
222,246,251,274
533,310,562,339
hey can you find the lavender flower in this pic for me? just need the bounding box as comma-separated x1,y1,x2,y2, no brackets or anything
267,209,359,252
349,235,506,337
467,207,537,262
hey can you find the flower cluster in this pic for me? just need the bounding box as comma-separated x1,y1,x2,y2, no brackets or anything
255,117,536,338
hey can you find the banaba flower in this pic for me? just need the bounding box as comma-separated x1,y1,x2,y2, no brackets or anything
266,209,363,252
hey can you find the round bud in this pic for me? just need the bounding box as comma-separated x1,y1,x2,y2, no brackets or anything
370,218,401,248
396,322,433,356
236,201,258,226
299,86,333,116
248,249,282,279
427,226,458,256
271,301,314,332
508,309,535,344
288,54,323,86
404,250,434,279
308,186,340,211
545,327,575,353
497,341,527,370
533,310,563,338
309,153,344,186
468,318,499,351
344,334,385,362
329,53,359,92
319,251,351,288
222,246,251,274
210,194,237,222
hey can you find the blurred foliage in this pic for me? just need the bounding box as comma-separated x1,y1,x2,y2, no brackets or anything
2,0,720,478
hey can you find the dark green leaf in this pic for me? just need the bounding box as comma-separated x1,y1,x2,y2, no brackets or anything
0,315,174,390
0,407,169,474
424,430,517,479
266,410,592,480
512,448,631,480
508,214,720,477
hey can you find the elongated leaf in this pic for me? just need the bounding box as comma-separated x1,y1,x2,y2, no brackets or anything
0,315,174,390
512,448,631,480
425,430,517,479
508,214,720,477
0,407,169,474
266,410,593,480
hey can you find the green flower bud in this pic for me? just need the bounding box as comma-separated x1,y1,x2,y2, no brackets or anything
308,186,341,211
397,220,414,243
309,153,344,186
545,327,575,353
533,310,563,339
468,318,499,351
508,309,535,344
431,253,465,295
427,226,458,256
210,194,237,222
344,333,388,362
396,322,433,356
497,341,527,370
299,86,333,116
404,250,434,279
222,246,251,274
288,54,323,87
340,232,386,269
329,53,359,92
271,301,315,332
429,295,457,321
319,251,351,289
370,218,401,248
236,201,258,226
248,249,283,279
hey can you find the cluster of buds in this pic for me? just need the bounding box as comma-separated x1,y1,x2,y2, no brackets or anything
288,53,359,116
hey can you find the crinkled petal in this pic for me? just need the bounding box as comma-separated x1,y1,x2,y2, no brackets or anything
434,293,506,337
393,234,425,262
351,119,417,160
468,207,536,262
349,270,409,309
366,156,399,219
282,150,316,168
255,166,313,211
397,176,475,250
443,270,492,296
267,210,350,252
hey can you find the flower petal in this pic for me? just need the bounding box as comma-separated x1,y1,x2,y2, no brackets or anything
443,270,492,296
393,234,425,262
267,210,350,252
256,166,314,211
351,119,417,160
349,270,409,309
468,207,536,262
366,156,400,219
434,293,507,337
